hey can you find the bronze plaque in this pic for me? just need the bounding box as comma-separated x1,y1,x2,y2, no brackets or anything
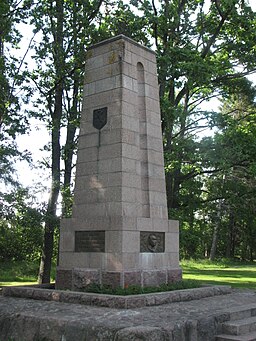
140,232,165,253
93,107,107,130
75,231,105,252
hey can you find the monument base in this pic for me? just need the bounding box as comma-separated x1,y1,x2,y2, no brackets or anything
56,267,182,291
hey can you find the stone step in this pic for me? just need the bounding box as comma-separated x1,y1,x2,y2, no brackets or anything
215,331,256,341
222,316,256,336
227,305,256,321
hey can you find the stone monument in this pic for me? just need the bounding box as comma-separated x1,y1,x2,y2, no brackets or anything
56,35,182,290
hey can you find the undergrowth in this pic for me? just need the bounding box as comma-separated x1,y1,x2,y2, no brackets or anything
83,279,201,295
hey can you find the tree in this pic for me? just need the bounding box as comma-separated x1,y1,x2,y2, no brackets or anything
205,84,256,260
0,188,44,262
0,0,32,188
28,0,106,283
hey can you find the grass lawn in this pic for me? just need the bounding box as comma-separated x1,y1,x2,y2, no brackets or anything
181,259,256,290
0,259,256,290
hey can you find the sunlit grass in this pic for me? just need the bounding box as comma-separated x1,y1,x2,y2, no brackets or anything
181,259,256,290
0,281,37,286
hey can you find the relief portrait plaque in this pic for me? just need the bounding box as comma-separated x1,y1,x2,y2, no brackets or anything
140,232,165,253
93,107,108,130
75,231,105,252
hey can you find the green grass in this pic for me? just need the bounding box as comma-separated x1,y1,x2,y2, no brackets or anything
181,259,256,290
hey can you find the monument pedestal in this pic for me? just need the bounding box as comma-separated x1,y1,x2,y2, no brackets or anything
56,35,182,290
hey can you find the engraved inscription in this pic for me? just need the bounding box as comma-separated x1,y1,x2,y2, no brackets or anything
93,107,107,130
75,231,105,252
140,232,165,253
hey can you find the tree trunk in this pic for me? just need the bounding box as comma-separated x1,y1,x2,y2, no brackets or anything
209,199,222,261
38,0,64,284
61,2,80,218
225,211,235,258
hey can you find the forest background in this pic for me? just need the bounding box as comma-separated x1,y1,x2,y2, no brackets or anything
1,0,256,284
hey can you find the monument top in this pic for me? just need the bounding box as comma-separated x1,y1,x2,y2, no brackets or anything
87,34,156,55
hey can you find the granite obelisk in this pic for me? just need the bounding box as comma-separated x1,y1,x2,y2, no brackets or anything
56,35,182,290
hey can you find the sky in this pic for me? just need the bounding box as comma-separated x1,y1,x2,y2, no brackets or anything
13,0,256,202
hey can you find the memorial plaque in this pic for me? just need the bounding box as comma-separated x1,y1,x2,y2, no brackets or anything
93,107,107,130
75,231,105,252
140,232,165,253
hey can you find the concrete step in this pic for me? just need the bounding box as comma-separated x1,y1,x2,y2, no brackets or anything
215,331,256,341
222,316,256,336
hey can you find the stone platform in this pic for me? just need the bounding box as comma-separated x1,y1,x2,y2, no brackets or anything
1,287,256,340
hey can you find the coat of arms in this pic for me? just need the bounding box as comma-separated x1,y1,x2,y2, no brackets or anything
93,107,108,130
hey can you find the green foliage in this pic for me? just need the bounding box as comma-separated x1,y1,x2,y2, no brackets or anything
0,189,44,262
83,280,201,295
0,260,56,285
0,260,40,283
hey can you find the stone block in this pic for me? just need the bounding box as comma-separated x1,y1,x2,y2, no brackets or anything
121,253,139,270
84,81,96,96
84,88,122,109
150,205,168,219
142,270,167,287
109,114,122,129
72,202,108,218
121,216,137,230
106,202,123,216
85,54,104,70
55,268,72,290
168,219,179,233
122,187,137,203
102,271,121,288
165,232,179,253
145,84,159,100
148,150,164,167
137,217,153,231
73,189,98,205
122,114,140,133
104,252,123,271
105,230,122,253
122,129,139,145
85,62,121,82
150,191,168,205
75,160,98,177
72,269,100,290
149,177,166,193
99,143,122,160
165,252,180,267
152,218,169,231
122,201,141,216
167,268,182,283
122,231,140,252
122,157,137,173
59,230,74,252
98,157,122,173
76,146,98,163
100,129,122,145
95,75,121,93
124,271,141,287
78,132,99,148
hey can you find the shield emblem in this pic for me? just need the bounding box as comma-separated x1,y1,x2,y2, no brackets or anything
93,107,108,130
